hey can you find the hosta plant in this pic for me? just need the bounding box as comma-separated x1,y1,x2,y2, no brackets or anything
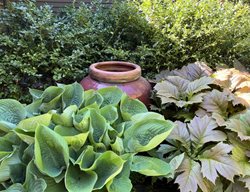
0,83,175,192
152,62,250,192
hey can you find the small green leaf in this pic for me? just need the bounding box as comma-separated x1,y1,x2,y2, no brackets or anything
65,164,97,192
84,90,104,107
52,105,78,127
98,87,123,107
100,105,118,124
35,125,69,177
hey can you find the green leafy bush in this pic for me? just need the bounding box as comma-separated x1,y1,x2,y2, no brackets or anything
136,0,250,70
0,0,153,103
151,63,250,191
0,83,175,191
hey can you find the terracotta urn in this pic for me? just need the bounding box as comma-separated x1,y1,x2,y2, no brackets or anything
80,61,151,106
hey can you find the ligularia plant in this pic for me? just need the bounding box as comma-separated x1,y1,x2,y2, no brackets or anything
0,83,175,192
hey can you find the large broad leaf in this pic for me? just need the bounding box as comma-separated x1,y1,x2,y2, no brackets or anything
106,155,133,192
88,151,125,190
35,125,69,177
17,114,52,132
84,90,104,107
0,99,26,132
188,116,226,149
123,119,175,152
199,142,240,184
65,164,97,192
227,110,250,141
175,157,211,192
100,105,118,124
154,76,213,108
0,148,22,182
39,86,64,113
2,183,25,192
89,109,107,144
200,90,230,126
131,156,171,176
120,94,148,121
23,173,47,192
52,105,78,127
76,146,98,171
98,87,123,107
59,82,85,109
130,112,165,123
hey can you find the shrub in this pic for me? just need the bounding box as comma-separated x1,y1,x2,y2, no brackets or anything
0,83,175,191
151,63,250,192
136,0,250,70
0,0,153,103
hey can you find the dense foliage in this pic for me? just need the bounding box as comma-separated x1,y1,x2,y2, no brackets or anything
0,83,175,191
1,0,250,103
152,63,250,192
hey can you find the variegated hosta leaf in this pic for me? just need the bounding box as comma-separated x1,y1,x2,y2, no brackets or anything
199,142,240,184
154,75,213,108
52,105,78,127
175,157,212,192
227,110,250,141
98,86,123,107
123,119,175,152
188,116,226,148
0,99,26,132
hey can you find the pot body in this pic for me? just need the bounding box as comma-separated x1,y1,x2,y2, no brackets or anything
80,61,151,106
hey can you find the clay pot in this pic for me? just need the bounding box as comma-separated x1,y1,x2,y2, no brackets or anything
80,61,151,106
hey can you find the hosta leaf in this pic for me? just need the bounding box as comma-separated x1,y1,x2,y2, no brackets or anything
40,86,64,113
14,129,34,144
0,148,22,182
100,105,118,124
23,173,47,192
120,94,148,121
98,87,123,107
52,105,78,127
25,99,43,117
106,155,133,192
65,164,97,192
84,90,104,107
60,82,85,109
131,156,171,176
227,110,250,141
175,157,210,192
89,151,125,190
110,137,124,155
0,99,26,127
130,112,165,123
89,109,107,144
2,183,25,192
188,116,226,148
76,146,98,171
35,125,69,177
123,119,174,152
17,114,52,132
199,142,240,184
29,89,43,101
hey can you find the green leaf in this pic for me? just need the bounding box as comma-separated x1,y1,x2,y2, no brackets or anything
98,87,123,107
89,151,125,190
131,156,171,176
29,89,43,101
199,142,240,184
84,90,104,107
52,105,78,127
100,105,118,124
89,109,107,144
23,173,47,192
35,125,69,177
124,119,174,152
60,82,85,109
40,86,64,113
65,164,97,192
120,94,148,121
17,114,52,132
0,99,26,131
76,146,98,171
2,183,25,192
175,157,211,192
227,110,250,141
130,112,165,123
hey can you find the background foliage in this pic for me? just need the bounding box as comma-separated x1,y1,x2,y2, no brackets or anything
0,0,249,103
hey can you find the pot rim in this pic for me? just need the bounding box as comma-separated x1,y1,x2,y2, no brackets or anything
89,61,141,83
